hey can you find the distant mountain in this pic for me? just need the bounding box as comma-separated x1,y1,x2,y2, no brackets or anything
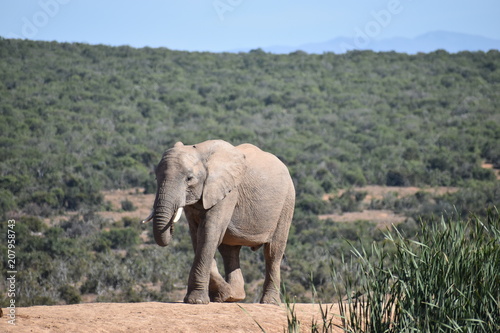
232,31,500,54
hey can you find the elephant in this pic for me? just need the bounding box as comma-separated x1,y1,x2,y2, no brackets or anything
141,139,295,304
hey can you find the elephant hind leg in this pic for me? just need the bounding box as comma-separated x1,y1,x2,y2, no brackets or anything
209,245,246,302
219,244,246,302
208,259,231,302
260,189,294,305
260,233,291,304
260,242,284,304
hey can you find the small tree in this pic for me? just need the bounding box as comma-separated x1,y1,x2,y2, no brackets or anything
121,199,136,211
59,285,81,304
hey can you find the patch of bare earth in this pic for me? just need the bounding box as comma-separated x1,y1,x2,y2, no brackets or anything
320,186,459,227
322,185,459,203
0,302,344,333
481,161,500,180
98,188,155,222
46,188,155,225
319,210,407,229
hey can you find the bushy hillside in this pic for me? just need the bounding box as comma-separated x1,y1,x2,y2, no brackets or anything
1,39,499,217
0,39,499,306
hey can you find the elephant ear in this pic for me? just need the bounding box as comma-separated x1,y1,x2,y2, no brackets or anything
202,141,246,210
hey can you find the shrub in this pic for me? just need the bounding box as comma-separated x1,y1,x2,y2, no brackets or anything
59,285,81,304
385,169,408,186
142,179,156,194
93,236,112,252
329,189,367,213
121,199,136,212
100,228,139,249
0,189,16,217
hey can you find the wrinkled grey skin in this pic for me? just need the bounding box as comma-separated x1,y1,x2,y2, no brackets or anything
145,140,295,304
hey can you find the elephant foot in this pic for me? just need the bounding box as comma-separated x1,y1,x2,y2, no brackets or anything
209,283,246,302
210,289,230,303
226,284,246,302
260,292,281,305
184,289,210,304
226,289,246,302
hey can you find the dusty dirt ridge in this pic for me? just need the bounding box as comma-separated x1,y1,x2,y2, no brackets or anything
319,186,459,228
0,302,344,333
319,209,407,228
99,188,155,222
45,188,155,225
47,186,459,227
322,185,459,203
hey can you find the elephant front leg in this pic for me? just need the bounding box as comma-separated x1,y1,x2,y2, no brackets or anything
184,195,237,304
184,219,213,304
184,246,217,304
185,259,231,304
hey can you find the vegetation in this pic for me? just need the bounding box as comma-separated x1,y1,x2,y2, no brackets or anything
284,210,500,332
0,213,193,305
331,210,499,332
120,199,136,212
0,38,499,325
1,39,499,219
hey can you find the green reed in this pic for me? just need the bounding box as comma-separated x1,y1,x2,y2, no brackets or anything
334,208,500,332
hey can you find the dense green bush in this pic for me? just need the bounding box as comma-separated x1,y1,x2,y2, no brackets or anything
100,228,140,249
59,285,82,304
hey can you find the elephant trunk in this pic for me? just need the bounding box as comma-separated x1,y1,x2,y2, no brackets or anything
152,211,173,247
152,191,184,247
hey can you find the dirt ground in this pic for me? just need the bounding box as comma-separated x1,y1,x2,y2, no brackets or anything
0,302,345,333
319,185,459,227
318,209,407,228
98,188,155,223
46,185,460,227
322,185,459,203
41,184,463,232
45,188,155,226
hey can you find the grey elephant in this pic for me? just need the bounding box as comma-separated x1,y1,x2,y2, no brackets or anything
141,139,295,304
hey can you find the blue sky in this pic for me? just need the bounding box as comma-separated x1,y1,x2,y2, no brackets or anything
1,0,499,52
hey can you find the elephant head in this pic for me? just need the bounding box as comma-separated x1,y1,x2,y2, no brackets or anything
142,140,246,247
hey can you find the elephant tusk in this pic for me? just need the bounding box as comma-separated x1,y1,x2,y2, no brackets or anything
173,207,183,223
141,210,154,224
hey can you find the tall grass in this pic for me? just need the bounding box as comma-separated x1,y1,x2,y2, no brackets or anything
334,209,500,332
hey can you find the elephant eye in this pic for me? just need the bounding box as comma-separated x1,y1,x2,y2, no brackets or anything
186,175,194,182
